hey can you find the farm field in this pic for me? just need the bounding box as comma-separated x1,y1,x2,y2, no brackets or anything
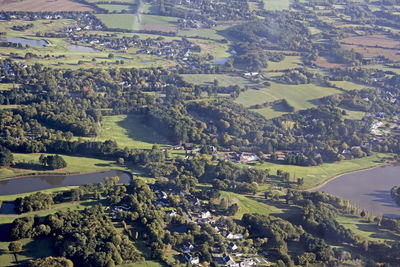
235,81,341,112
0,153,126,180
95,14,178,32
252,102,292,119
267,56,303,71
252,153,391,190
98,4,132,13
331,80,375,91
96,14,140,31
314,56,347,68
262,0,291,10
0,0,94,11
181,74,260,89
92,115,170,149
340,35,400,61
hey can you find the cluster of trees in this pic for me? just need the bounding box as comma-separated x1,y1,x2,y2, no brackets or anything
390,186,400,207
0,145,13,167
9,205,143,267
39,154,67,170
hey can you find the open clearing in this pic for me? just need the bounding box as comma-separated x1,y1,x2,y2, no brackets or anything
331,80,375,91
267,56,303,71
93,115,170,149
220,191,280,219
314,56,347,68
337,214,400,243
0,0,94,11
181,74,260,89
252,153,391,190
235,81,341,112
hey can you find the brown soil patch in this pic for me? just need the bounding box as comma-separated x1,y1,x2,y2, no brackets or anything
314,56,347,68
0,0,94,12
141,24,177,33
340,34,400,61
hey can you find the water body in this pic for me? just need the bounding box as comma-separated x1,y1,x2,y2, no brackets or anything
213,57,229,65
316,164,400,218
68,45,99,52
115,56,133,61
0,170,131,196
6,37,47,47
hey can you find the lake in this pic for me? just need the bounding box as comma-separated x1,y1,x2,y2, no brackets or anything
0,170,131,196
69,45,99,52
6,37,47,47
316,164,400,218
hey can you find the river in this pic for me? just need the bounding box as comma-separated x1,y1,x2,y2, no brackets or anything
0,170,131,196
315,164,400,218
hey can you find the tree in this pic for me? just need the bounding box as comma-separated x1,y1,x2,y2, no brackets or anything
9,241,22,264
0,146,13,167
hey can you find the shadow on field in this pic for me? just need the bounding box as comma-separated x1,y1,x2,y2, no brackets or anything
364,190,398,208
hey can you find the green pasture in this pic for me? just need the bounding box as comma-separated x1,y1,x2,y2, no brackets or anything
220,191,280,219
235,81,341,112
267,56,302,71
90,114,170,149
337,214,400,243
262,0,291,10
331,80,375,91
181,74,260,89
98,4,132,13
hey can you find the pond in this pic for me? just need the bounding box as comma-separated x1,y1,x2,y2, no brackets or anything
115,56,133,61
6,37,47,47
0,170,131,196
213,57,229,65
68,45,99,52
315,164,400,218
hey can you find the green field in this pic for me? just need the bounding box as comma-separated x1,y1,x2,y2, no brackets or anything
95,14,178,31
220,191,280,219
0,153,126,180
337,214,400,243
98,4,132,13
0,238,54,267
235,81,341,112
96,14,140,31
252,153,391,190
92,115,170,149
181,74,260,89
331,80,375,91
267,56,302,71
263,0,291,10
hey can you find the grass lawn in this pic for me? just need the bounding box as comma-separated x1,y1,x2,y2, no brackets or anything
119,262,165,267
181,74,260,89
0,238,54,267
92,114,170,149
0,153,126,180
235,81,341,112
337,214,400,243
220,191,281,219
251,153,391,190
267,56,302,71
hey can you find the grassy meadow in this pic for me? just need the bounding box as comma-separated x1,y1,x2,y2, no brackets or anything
181,74,260,89
92,115,170,149
235,81,341,112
